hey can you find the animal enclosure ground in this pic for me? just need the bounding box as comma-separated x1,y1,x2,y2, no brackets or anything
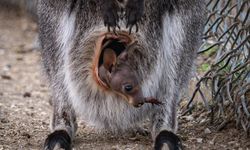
0,7,249,150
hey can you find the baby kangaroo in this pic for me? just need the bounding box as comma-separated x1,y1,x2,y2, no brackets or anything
99,42,162,107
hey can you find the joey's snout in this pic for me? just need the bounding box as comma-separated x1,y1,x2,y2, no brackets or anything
127,92,163,107
126,90,145,107
109,69,162,107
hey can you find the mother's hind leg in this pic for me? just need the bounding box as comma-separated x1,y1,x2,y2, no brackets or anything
44,92,77,150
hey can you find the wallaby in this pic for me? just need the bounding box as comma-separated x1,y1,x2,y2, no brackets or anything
38,0,206,149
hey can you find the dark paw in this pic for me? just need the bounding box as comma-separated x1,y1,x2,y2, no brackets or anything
144,97,163,106
44,130,72,150
125,0,144,33
154,131,183,150
102,0,120,33
164,0,178,11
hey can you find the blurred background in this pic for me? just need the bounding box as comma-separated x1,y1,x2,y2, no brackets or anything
0,0,249,149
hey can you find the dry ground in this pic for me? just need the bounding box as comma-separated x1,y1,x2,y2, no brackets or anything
0,7,249,150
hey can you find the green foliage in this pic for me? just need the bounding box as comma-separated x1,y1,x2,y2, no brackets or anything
198,63,211,72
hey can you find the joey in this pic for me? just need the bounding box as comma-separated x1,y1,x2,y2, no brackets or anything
99,43,162,107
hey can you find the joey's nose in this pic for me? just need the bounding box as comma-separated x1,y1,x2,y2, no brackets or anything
135,103,143,107
128,98,144,107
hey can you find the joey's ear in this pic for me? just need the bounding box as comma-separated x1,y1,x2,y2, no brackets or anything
118,51,128,61
120,41,138,60
117,41,138,61
126,41,138,52
103,48,117,71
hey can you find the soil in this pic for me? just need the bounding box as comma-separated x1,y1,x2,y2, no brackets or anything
0,7,249,150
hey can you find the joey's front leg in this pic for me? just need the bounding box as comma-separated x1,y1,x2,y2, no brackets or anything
125,0,144,33
101,0,120,32
44,94,77,150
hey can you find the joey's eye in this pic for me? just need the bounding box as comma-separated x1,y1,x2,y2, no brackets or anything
124,84,133,93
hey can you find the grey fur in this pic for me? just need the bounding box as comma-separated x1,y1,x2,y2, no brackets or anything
38,0,206,148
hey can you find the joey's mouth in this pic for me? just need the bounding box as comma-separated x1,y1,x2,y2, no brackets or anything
92,32,135,90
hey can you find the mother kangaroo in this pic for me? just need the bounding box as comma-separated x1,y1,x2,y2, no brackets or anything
38,0,206,149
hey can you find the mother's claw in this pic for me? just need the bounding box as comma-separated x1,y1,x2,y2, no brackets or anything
144,97,163,105
125,0,144,33
102,1,120,33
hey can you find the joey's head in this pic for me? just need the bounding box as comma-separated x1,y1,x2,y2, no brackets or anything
99,41,162,107
110,46,144,107
109,58,162,107
110,57,145,107
99,42,145,107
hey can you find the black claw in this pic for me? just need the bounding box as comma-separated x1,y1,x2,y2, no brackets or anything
125,0,144,34
101,1,120,34
108,26,111,32
128,23,139,34
129,26,133,34
117,24,121,30
44,130,72,150
113,27,117,35
135,23,139,32
154,131,183,150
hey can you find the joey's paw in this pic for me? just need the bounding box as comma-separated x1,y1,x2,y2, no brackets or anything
44,130,72,150
154,131,183,150
102,1,120,33
125,0,144,33
144,98,163,106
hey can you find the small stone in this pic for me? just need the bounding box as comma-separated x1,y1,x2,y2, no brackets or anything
23,92,31,98
209,140,214,145
21,132,31,138
204,128,211,134
199,119,207,124
129,136,140,141
3,64,11,71
16,57,23,61
29,106,34,109
1,75,11,80
0,49,5,55
183,115,194,121
111,146,118,150
228,141,236,145
10,104,17,108
1,118,9,123
197,138,203,143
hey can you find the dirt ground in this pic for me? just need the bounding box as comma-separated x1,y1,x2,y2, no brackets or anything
0,7,249,150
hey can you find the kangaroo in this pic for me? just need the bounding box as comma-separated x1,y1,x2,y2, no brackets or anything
38,0,206,149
